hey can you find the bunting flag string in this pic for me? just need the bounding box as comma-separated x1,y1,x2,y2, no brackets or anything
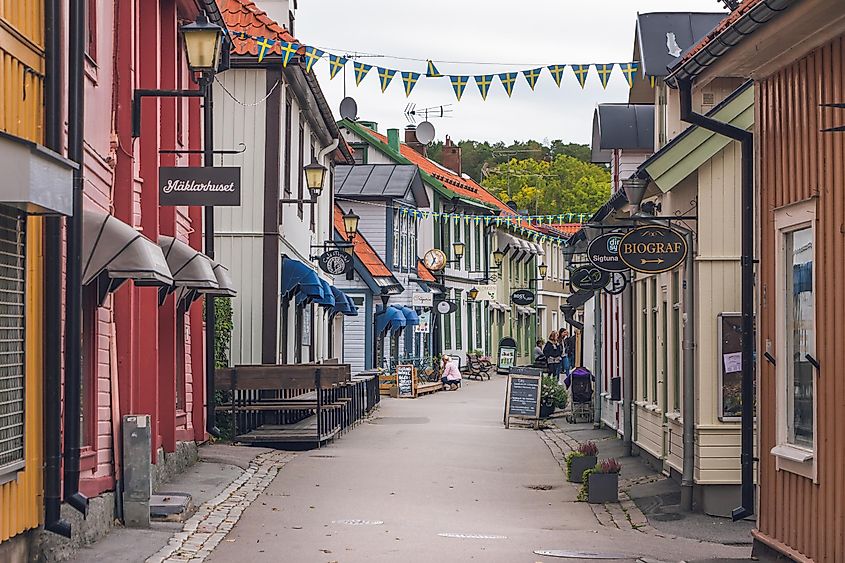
595,64,614,89
303,46,324,73
450,75,470,101
571,64,590,89
548,64,566,87
475,74,494,100
353,61,372,85
401,71,420,97
328,54,347,79
499,72,518,97
425,60,443,78
523,67,543,90
377,67,397,92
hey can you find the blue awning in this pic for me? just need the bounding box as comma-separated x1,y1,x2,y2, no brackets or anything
376,306,406,335
281,257,324,303
330,286,358,316
315,279,336,308
393,305,420,326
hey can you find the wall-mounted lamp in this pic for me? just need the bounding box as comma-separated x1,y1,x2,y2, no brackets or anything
282,161,329,204
446,241,465,265
468,287,479,300
492,249,505,268
538,263,548,279
342,208,360,239
622,176,648,209
380,288,391,308
180,15,225,74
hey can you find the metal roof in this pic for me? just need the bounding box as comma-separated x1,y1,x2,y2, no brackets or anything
334,164,429,206
636,12,727,77
591,104,655,163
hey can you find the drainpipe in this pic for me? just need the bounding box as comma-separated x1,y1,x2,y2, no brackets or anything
593,290,602,427
43,0,71,537
622,282,633,456
679,79,754,520
681,230,696,511
63,0,90,516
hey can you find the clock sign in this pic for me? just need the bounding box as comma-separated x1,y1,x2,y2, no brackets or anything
423,249,448,272
318,249,353,275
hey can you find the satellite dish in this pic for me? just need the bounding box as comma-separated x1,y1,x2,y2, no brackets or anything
339,97,358,121
416,121,435,144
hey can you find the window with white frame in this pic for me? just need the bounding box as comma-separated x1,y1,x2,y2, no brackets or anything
400,211,409,270
409,214,416,271
773,199,816,478
393,210,400,268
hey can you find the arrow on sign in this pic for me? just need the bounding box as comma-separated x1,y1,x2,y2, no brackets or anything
641,258,665,265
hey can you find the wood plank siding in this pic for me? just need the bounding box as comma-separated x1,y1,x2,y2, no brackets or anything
756,35,845,562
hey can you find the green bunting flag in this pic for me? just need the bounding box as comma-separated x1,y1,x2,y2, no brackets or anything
571,64,590,88
498,72,518,97
353,62,372,85
256,37,275,63
475,75,494,100
377,67,397,92
450,75,470,101
401,71,420,97
523,67,542,90
303,46,324,73
426,60,443,77
328,54,347,79
279,41,299,67
547,65,566,87
595,64,614,89
619,62,638,87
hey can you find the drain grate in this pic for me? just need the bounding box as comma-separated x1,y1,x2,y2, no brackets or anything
525,484,555,490
438,533,507,539
534,550,630,559
332,519,384,526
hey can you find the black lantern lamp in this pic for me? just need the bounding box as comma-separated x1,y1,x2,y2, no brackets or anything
538,263,548,279
492,249,505,268
180,15,225,74
342,208,360,239
380,288,391,308
304,160,328,199
468,287,479,300
452,242,465,259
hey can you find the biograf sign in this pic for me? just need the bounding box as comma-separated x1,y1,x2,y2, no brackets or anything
159,166,241,206
618,226,688,274
587,233,627,272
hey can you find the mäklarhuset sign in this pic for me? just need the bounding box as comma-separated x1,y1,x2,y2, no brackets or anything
618,226,687,274
159,166,241,206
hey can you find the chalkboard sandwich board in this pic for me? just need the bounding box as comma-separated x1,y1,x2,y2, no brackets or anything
396,364,416,398
504,367,542,428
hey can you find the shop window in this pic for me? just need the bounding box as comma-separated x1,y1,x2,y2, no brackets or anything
650,278,658,403
443,299,452,350
466,301,473,350
455,291,463,350
0,209,25,476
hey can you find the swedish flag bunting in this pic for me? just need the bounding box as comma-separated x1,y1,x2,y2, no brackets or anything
256,36,275,63
279,41,299,67
401,71,420,97
649,75,656,88
377,67,397,92
619,62,638,87
425,60,443,77
571,65,590,88
328,54,347,80
547,65,566,87
595,64,614,89
498,72,518,97
523,68,542,90
450,75,470,101
475,75,494,100
303,46,324,73
353,62,372,85
233,31,249,40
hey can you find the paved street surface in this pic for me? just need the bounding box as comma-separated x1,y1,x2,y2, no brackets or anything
205,376,750,563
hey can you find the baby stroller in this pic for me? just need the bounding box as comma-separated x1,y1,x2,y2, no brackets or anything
564,367,594,423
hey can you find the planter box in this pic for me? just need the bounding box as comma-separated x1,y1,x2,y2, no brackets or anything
587,472,619,503
568,455,597,483
539,403,555,419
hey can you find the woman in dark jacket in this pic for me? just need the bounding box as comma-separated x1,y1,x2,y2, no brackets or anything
543,331,563,380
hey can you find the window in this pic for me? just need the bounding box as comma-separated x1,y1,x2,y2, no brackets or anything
464,219,471,269
476,303,483,349
409,215,417,271
672,271,681,411
350,144,368,164
284,94,292,195
443,220,451,261
0,208,25,476
474,225,482,271
444,297,452,350
466,302,473,350
85,0,97,60
640,282,648,401
651,278,658,403
176,307,186,412
400,212,409,270
310,142,316,232
393,211,400,268
297,122,305,218
455,291,463,349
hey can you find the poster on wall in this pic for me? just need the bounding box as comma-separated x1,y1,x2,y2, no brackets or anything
415,311,431,333
718,313,756,420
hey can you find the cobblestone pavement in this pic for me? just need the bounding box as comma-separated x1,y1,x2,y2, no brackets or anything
145,451,296,563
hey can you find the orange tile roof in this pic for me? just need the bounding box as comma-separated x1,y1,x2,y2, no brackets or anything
334,205,392,278
417,260,437,283
546,223,582,236
219,0,303,57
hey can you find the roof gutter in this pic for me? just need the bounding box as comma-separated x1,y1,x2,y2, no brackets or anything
678,78,754,521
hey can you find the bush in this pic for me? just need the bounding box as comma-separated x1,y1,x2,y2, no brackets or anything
541,375,568,409
578,441,598,456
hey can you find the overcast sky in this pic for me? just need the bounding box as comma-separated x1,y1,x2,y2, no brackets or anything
294,0,724,145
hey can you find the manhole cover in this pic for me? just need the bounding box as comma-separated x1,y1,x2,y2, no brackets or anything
534,550,629,559
651,512,685,522
438,533,507,539
332,519,384,526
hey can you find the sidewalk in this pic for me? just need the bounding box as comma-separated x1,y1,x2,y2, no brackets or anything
544,416,755,548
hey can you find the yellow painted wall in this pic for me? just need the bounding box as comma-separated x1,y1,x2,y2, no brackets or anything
0,0,46,542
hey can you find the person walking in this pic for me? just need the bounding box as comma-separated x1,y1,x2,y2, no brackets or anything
543,332,563,382
561,329,575,377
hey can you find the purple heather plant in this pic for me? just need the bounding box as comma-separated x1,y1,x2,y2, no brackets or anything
578,441,598,457
597,458,622,474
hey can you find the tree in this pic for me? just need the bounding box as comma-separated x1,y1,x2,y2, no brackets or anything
482,155,610,216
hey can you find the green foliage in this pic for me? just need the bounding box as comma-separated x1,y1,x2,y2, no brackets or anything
577,466,598,501
541,374,568,409
564,451,583,480
213,297,233,369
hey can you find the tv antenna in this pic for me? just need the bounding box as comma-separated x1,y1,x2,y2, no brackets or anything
718,0,739,10
403,103,453,124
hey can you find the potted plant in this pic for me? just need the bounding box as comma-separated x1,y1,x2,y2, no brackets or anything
540,375,568,418
564,441,598,483
579,458,622,503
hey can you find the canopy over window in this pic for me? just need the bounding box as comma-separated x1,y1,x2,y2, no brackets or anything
158,236,218,290
281,257,324,303
376,306,406,335
82,209,173,289
330,286,358,316
200,260,237,297
315,279,336,308
393,305,420,326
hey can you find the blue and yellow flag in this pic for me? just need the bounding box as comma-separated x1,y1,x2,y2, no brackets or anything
303,46,324,73
426,60,442,77
279,41,299,67
233,31,249,41
328,54,347,80
475,75,494,100
649,75,656,88
401,71,420,97
377,67,397,92
499,72,518,97
619,62,638,87
571,64,590,88
256,37,275,63
595,64,614,89
547,65,566,87
450,75,470,101
523,68,543,90
353,62,372,85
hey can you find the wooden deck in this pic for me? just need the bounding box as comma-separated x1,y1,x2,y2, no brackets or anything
236,417,341,445
416,381,442,396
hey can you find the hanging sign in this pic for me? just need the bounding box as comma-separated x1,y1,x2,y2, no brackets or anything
618,226,688,273
318,249,352,275
604,272,628,295
159,166,241,206
511,289,535,306
570,266,611,292
412,292,434,307
475,284,498,302
437,300,457,315
587,233,627,273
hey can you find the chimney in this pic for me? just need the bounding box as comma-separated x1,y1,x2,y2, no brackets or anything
442,135,461,175
387,128,401,153
404,126,426,156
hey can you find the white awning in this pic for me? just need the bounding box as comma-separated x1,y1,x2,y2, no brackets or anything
200,260,237,297
158,236,218,290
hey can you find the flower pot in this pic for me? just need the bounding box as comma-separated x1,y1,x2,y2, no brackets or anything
568,455,597,483
587,472,619,503
539,403,555,419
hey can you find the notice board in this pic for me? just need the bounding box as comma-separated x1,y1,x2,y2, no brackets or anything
396,364,416,398
504,367,542,428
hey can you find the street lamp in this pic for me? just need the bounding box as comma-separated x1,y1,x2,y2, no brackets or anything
468,287,479,300
446,241,465,265
342,208,360,239
538,263,548,279
622,176,648,209
492,249,505,268
179,15,224,74
380,288,391,308
304,160,328,197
